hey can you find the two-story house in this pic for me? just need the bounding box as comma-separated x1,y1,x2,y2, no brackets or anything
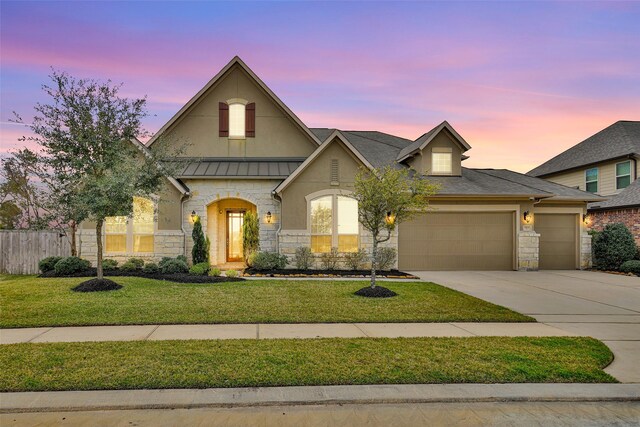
528,121,640,243
78,56,600,271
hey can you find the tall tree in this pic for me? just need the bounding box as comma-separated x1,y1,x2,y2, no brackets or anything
14,70,178,282
352,166,439,289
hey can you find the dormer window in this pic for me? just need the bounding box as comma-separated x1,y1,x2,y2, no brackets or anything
219,100,255,138
432,151,452,174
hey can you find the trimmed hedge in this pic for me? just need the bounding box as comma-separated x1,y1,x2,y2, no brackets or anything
619,260,640,275
159,257,188,274
102,259,118,270
189,262,211,276
248,251,288,270
38,256,64,273
53,257,91,276
592,223,638,271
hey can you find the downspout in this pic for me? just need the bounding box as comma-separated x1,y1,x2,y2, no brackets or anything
272,190,282,253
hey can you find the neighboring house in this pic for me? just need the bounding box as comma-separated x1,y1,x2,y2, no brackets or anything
78,57,601,271
528,121,640,244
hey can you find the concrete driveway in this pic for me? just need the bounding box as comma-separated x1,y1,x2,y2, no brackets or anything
411,270,640,383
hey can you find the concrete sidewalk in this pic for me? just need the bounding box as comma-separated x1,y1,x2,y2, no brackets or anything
0,322,576,344
2,384,639,413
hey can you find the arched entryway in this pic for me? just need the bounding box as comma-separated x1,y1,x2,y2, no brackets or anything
206,198,257,267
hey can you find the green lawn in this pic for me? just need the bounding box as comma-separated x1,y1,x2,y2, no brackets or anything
0,337,615,392
0,275,532,327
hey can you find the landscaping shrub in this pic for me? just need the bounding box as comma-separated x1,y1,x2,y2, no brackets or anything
620,260,640,275
120,261,139,271
592,223,638,270
177,255,188,263
191,217,208,264
249,251,288,270
54,256,91,276
243,211,260,263
38,256,64,273
375,247,397,270
344,248,368,270
102,259,119,270
189,262,211,275
294,247,313,270
225,269,238,278
159,257,189,274
142,262,159,274
320,247,340,270
209,267,221,277
127,258,145,269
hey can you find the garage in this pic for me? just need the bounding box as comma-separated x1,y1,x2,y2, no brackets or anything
398,211,515,271
536,213,578,270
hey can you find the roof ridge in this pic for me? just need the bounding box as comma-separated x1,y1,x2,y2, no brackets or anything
473,169,554,196
343,130,412,149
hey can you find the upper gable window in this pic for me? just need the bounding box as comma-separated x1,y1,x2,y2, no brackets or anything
585,167,598,193
229,103,246,138
616,161,631,190
432,152,452,174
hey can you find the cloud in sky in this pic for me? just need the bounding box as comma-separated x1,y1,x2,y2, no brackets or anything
1,1,639,172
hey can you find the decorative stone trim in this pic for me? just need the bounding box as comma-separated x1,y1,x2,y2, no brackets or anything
580,232,592,269
518,230,539,271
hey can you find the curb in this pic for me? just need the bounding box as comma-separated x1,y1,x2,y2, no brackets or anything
2,383,639,413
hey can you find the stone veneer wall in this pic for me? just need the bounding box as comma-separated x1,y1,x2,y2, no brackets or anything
590,208,640,245
517,227,539,271
581,232,592,269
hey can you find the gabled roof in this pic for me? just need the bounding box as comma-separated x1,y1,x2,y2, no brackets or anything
146,56,321,148
589,178,640,210
396,120,472,163
528,121,640,177
130,137,189,195
274,130,374,194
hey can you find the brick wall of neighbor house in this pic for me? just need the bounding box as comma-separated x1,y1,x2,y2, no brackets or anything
590,208,640,245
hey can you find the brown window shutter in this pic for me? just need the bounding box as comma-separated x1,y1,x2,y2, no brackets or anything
246,102,255,137
219,102,229,137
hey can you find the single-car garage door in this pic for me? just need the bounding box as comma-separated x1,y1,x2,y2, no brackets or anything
536,213,578,270
398,211,515,271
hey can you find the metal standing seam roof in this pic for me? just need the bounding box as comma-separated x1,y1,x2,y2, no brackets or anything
177,158,305,178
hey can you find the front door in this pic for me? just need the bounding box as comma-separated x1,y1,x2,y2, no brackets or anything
226,211,244,262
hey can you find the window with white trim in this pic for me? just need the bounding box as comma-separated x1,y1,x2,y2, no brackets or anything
585,167,598,193
310,195,359,253
105,197,155,253
432,152,452,174
616,161,631,190
228,103,246,138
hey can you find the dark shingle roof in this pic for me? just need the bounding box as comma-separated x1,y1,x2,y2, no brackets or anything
428,168,552,197
589,179,640,210
177,158,305,178
527,121,640,177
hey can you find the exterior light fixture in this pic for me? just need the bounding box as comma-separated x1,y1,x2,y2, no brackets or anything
523,210,532,224
583,214,591,226
190,210,197,222
385,211,396,226
266,211,272,223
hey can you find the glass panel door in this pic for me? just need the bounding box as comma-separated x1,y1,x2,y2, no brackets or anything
226,211,244,262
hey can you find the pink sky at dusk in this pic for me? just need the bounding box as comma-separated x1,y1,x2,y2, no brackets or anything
1,1,639,173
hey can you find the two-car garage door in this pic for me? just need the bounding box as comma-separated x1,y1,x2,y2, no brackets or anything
398,212,515,271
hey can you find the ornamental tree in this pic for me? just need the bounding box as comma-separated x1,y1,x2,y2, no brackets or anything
352,166,439,289
192,216,208,264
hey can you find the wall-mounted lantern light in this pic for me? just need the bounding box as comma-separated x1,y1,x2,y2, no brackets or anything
523,210,532,224
385,211,396,226
190,210,197,223
266,211,273,224
583,213,591,226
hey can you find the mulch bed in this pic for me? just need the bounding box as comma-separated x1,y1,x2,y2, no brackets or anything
40,268,245,284
243,268,417,279
354,286,398,298
72,278,123,292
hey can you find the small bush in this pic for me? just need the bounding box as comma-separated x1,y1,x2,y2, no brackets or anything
143,262,159,274
102,259,119,270
225,269,238,278
120,261,138,271
294,247,313,270
592,223,638,270
344,248,368,270
375,247,397,270
620,260,640,275
38,256,64,273
209,267,221,277
54,256,91,276
159,258,189,274
189,262,211,275
249,251,288,270
127,258,145,269
176,255,187,263
319,247,340,270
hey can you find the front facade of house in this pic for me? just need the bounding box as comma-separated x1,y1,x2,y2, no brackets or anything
528,121,640,244
78,57,600,271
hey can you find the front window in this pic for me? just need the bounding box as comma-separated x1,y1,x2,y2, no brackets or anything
229,103,245,138
432,152,452,174
585,167,598,193
105,197,155,253
616,161,631,190
310,194,359,253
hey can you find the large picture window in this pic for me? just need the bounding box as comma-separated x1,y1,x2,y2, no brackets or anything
105,197,155,254
310,194,359,253
616,161,631,190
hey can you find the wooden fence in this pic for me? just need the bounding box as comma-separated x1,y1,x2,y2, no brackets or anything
0,230,71,275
